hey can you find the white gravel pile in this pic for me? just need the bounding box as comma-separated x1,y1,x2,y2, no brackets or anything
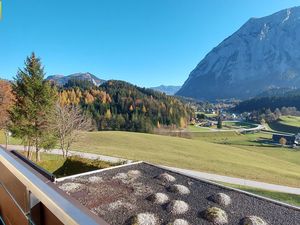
113,172,128,181
168,219,189,225
210,193,231,206
59,182,83,194
202,207,228,225
167,200,189,215
108,200,135,211
169,184,190,195
88,176,103,183
241,216,268,225
157,173,176,182
113,170,142,183
132,213,158,225
128,170,142,178
148,193,169,205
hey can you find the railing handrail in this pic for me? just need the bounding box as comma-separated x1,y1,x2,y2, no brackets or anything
0,147,108,225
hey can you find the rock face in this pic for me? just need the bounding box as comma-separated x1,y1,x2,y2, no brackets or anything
46,72,104,86
177,7,300,100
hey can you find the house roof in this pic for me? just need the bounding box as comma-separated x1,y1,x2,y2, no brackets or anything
272,134,295,138
55,162,300,225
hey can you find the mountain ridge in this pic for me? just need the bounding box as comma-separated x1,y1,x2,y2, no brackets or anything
46,72,105,86
177,6,300,100
150,85,181,95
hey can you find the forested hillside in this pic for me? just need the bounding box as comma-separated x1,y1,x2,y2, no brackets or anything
234,93,300,112
59,80,193,132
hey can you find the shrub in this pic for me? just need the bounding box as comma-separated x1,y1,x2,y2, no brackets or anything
202,207,228,225
241,216,267,225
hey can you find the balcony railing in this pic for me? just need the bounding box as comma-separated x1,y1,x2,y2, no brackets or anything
0,147,108,225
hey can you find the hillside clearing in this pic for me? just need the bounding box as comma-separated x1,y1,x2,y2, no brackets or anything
279,116,300,127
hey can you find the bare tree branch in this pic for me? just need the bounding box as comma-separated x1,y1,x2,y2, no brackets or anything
52,104,93,157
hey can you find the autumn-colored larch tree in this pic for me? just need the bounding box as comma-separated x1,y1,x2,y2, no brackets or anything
0,80,14,129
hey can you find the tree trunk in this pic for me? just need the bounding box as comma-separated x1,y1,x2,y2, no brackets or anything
29,146,33,160
35,149,41,162
37,150,40,161
35,143,40,162
5,132,8,150
26,145,30,158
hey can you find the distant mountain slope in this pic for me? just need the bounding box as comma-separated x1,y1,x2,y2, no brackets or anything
177,6,300,100
150,85,181,95
256,87,300,98
46,72,105,86
234,90,300,112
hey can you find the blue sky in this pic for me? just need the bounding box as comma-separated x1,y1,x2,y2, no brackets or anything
1,0,300,87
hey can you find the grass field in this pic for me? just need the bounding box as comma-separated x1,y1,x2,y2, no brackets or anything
187,125,212,132
19,152,117,178
2,130,300,187
220,182,300,207
179,125,272,147
205,114,217,118
0,131,22,146
279,116,300,127
188,121,257,133
71,131,300,188
190,131,274,146
269,116,300,134
223,121,256,129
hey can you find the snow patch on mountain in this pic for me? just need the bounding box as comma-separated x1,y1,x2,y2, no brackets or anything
46,72,105,86
282,8,291,24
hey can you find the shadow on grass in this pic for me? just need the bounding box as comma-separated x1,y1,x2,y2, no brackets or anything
237,186,300,207
53,156,117,178
248,138,276,146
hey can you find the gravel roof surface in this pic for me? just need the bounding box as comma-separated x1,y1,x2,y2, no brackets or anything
56,162,300,225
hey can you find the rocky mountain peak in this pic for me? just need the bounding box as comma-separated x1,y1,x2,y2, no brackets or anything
177,7,300,100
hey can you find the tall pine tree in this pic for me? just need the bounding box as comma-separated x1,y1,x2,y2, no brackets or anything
9,53,57,161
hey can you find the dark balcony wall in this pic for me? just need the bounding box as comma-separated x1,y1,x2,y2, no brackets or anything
31,203,64,225
0,185,28,225
0,162,28,212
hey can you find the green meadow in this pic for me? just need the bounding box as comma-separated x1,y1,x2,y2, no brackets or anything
1,130,300,187
72,131,300,187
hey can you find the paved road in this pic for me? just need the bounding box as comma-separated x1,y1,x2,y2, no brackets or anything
209,121,265,133
1,144,131,163
161,166,300,195
3,144,300,195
